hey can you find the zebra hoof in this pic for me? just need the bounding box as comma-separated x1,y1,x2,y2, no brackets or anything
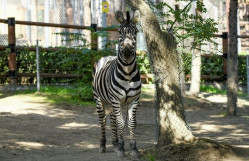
117,149,125,157
114,145,119,152
99,146,106,153
131,149,139,158
112,140,119,152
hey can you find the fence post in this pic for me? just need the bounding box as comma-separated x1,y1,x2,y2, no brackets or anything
222,32,228,81
91,24,98,50
7,17,17,85
36,40,40,92
247,55,249,96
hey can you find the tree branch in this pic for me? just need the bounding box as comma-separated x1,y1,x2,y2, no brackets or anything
168,0,196,33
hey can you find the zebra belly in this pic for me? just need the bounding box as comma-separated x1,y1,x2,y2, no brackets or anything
109,86,141,104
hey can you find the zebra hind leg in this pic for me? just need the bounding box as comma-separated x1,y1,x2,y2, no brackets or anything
110,111,118,152
96,100,106,153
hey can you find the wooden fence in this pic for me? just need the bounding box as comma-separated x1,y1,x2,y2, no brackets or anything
0,18,249,85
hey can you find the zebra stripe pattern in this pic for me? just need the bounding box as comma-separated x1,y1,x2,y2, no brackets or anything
92,10,141,158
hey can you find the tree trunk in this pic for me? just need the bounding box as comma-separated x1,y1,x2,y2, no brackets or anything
189,1,202,97
83,0,91,47
127,0,194,145
189,49,201,96
227,0,238,116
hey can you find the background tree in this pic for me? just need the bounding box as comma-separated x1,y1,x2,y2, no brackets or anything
126,0,218,144
227,0,238,116
127,0,195,145
147,0,218,97
189,0,202,97
83,0,91,46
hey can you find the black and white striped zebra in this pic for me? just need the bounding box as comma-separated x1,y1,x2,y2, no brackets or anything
92,10,141,158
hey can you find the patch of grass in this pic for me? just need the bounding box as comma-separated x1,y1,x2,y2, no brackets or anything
41,92,95,106
216,112,228,117
238,92,249,98
200,85,248,97
142,150,157,161
200,85,226,94
140,86,155,101
40,86,76,94
241,116,249,119
40,85,94,106
0,85,95,106
216,112,249,119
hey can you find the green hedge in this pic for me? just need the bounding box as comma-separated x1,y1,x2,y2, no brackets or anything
16,47,115,84
183,53,247,83
0,48,248,85
0,47,116,84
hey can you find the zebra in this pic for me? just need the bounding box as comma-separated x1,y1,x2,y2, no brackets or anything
92,10,141,158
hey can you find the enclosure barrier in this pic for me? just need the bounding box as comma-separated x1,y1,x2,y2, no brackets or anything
0,17,118,86
0,18,249,90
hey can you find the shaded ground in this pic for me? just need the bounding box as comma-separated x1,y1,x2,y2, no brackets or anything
0,85,249,161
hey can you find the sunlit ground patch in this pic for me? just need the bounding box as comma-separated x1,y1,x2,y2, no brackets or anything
57,122,98,130
15,141,45,150
74,142,112,149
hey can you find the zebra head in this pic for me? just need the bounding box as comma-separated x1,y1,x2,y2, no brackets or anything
115,10,140,63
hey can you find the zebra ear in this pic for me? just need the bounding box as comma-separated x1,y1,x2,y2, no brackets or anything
115,11,125,24
131,10,140,24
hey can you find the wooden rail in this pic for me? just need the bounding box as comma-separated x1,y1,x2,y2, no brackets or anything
0,46,61,52
0,73,84,78
19,73,84,78
212,33,249,39
0,18,118,31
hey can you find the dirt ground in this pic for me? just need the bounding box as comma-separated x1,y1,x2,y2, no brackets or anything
0,85,249,161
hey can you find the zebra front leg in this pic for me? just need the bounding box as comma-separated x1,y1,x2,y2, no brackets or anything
96,100,106,153
110,111,118,152
113,104,125,157
128,102,139,158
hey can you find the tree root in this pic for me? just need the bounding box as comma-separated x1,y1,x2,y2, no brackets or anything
141,138,236,161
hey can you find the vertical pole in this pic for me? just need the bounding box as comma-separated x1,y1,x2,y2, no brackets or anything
102,0,107,48
226,0,230,33
222,32,228,81
36,40,40,92
91,24,98,50
8,17,17,85
247,56,249,96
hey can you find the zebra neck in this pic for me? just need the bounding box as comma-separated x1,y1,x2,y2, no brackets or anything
117,57,137,80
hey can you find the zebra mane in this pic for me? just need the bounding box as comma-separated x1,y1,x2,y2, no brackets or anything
126,11,130,23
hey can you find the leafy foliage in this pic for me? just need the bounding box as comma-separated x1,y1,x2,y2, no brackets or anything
183,53,248,83
0,48,10,84
137,51,151,74
147,0,219,50
15,47,115,85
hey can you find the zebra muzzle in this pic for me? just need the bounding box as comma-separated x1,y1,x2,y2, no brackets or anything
123,47,133,60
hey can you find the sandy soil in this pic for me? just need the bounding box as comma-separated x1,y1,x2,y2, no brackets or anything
0,86,248,161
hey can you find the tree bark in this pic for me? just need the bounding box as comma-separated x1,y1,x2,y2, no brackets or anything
127,0,194,145
83,0,91,47
227,0,238,116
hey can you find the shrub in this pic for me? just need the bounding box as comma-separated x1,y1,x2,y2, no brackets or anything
137,51,151,74
15,47,115,85
182,53,247,84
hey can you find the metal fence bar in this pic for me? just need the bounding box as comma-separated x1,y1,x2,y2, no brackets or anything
36,40,40,92
247,56,249,95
